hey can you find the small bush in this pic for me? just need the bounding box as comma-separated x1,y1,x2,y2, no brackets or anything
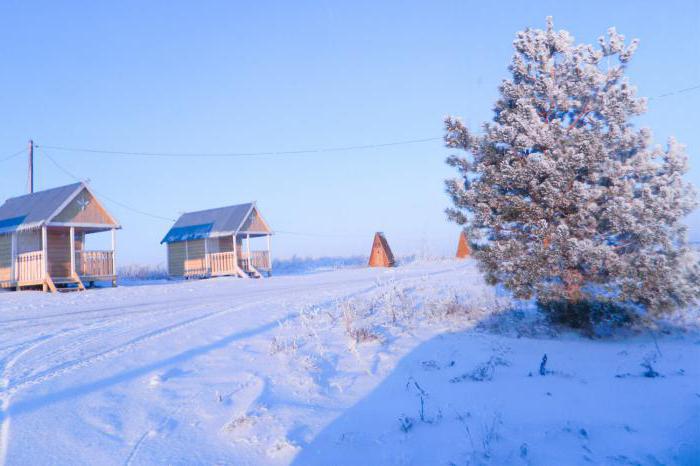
399,415,414,433
269,336,301,355
346,326,381,344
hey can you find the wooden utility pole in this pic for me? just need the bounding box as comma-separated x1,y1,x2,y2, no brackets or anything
28,139,34,193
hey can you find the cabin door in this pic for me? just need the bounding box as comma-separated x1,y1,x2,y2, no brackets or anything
47,228,71,278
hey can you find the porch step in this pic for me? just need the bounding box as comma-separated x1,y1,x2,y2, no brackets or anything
45,277,58,293
245,264,262,279
57,286,82,293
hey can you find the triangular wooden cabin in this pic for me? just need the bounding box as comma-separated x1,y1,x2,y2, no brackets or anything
161,202,272,279
0,182,120,292
368,232,395,267
456,231,470,259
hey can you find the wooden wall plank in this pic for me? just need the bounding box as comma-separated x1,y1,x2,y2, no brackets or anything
185,239,206,274
168,242,186,277
218,236,234,252
0,234,11,282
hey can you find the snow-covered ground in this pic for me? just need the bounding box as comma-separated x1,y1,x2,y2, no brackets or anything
0,261,698,465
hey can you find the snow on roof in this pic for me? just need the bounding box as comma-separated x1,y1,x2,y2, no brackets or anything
161,202,259,243
0,182,84,234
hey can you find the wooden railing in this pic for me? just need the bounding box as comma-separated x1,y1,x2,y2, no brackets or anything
15,251,44,282
250,250,270,271
76,250,114,277
238,250,271,271
183,266,208,278
209,251,236,276
177,250,270,278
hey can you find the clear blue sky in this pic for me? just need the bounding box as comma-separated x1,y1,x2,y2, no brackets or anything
1,1,698,266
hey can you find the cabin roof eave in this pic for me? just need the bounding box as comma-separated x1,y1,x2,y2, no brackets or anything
46,221,123,230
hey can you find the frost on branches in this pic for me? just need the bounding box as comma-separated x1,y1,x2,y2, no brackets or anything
444,17,700,315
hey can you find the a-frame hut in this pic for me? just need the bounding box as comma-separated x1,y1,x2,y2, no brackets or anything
368,232,395,267
161,202,272,279
0,182,120,292
456,231,470,259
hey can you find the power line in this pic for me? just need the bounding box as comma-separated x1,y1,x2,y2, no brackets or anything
275,230,367,238
35,137,442,158
3,81,697,164
41,149,177,222
39,149,412,237
30,83,700,160
40,150,386,236
0,148,27,163
648,84,700,101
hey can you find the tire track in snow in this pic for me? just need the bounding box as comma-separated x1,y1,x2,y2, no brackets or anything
0,299,263,466
3,267,461,400
10,303,215,383
1,286,293,384
0,313,173,466
2,303,197,386
5,303,250,395
0,334,60,466
2,285,301,388
0,298,248,466
0,266,464,464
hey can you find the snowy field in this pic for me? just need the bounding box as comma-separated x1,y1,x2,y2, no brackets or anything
0,260,698,465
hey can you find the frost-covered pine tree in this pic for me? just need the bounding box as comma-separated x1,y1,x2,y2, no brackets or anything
445,18,699,317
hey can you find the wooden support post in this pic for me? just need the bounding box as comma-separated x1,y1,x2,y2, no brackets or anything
204,237,210,276
232,235,239,276
70,227,75,276
184,240,189,278
10,232,17,283
42,226,47,276
42,226,48,291
247,234,251,271
69,227,85,291
111,228,117,287
267,234,272,275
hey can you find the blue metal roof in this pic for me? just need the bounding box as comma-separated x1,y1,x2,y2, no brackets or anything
0,215,27,234
161,223,213,243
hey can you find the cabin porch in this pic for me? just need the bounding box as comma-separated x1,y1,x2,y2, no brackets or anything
168,233,271,279
0,225,117,292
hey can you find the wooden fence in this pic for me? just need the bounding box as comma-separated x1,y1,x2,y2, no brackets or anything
76,250,114,277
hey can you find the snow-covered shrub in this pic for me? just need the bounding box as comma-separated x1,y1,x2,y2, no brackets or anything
378,284,416,325
427,292,510,327
118,264,168,280
444,17,699,322
269,335,301,355
340,300,382,344
346,326,381,344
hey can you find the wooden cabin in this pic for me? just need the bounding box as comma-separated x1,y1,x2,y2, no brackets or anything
0,182,120,292
162,202,272,279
